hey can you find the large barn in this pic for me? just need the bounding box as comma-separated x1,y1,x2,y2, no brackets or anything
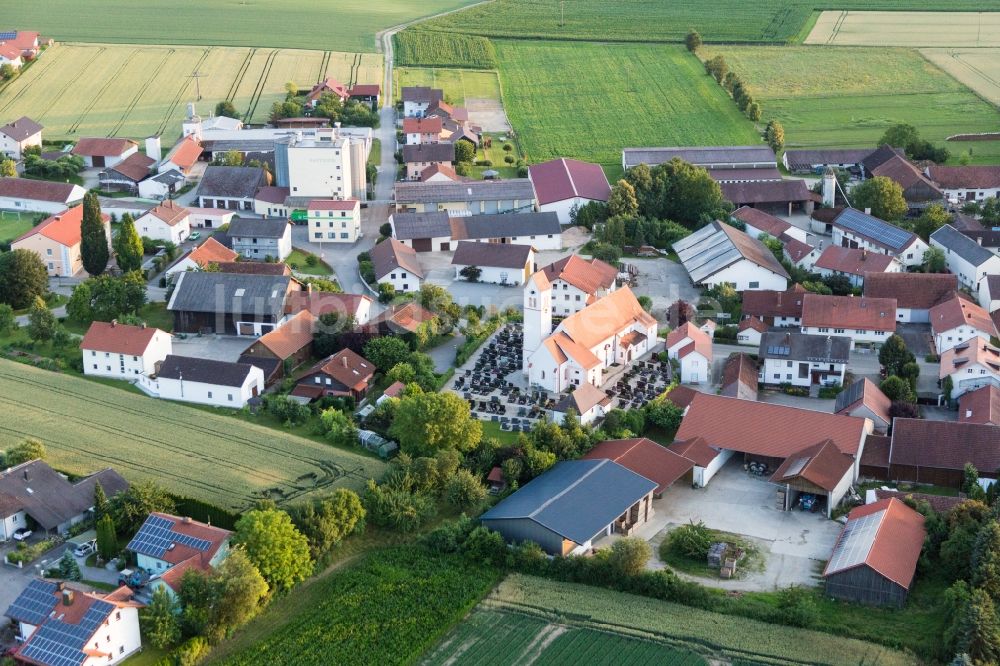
823,498,925,607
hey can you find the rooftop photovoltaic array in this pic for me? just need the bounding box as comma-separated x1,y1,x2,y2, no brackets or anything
19,600,115,666
766,345,790,356
835,209,913,252
6,579,58,625
126,514,212,558
0,32,18,40
826,509,884,574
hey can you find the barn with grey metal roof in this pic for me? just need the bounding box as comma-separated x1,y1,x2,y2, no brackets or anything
480,459,657,555
622,145,776,170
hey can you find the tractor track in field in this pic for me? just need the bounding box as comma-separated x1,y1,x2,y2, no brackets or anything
0,45,70,113
106,47,174,137
317,50,331,84
0,365,376,505
226,47,256,102
244,48,278,122
67,47,141,134
155,46,212,136
32,46,106,125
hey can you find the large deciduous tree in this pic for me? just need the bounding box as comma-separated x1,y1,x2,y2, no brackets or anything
80,192,109,276
113,213,144,273
607,179,639,218
27,296,57,341
363,336,411,371
110,481,176,535
142,586,181,649
0,248,48,309
232,508,312,592
289,489,366,560
850,176,907,221
389,389,482,457
765,120,785,153
878,333,914,377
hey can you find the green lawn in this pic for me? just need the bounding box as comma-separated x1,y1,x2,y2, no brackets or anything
703,45,1000,164
123,648,169,665
0,211,43,243
494,41,761,169
417,0,1000,45
479,419,520,445
286,248,333,276
396,67,502,106
3,0,481,51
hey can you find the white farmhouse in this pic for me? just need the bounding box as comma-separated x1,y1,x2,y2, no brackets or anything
80,321,172,380
830,208,927,268
452,241,535,286
800,294,896,349
672,220,789,291
370,237,424,293
135,200,191,244
401,86,443,118
0,116,42,159
940,338,1000,399
528,158,611,224
127,512,231,598
931,224,1000,292
927,166,1000,204
930,293,998,354
140,355,264,408
732,206,807,243
665,322,712,384
307,198,361,244
758,330,850,388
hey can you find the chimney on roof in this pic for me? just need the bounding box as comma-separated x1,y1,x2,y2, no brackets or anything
182,516,192,524
57,582,65,592
111,319,117,327
342,355,348,368
23,469,28,481
861,248,867,260
864,208,872,215
62,589,73,606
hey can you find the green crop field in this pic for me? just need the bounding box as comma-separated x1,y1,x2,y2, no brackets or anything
0,360,386,511
477,575,913,666
420,608,707,665
0,43,382,139
210,546,501,666
417,1,1000,45
394,30,497,69
701,45,1000,164
494,41,760,169
3,0,480,52
396,68,501,106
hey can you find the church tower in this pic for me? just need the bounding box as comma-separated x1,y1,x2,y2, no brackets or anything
522,270,552,373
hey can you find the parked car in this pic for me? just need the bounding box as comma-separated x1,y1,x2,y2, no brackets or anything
73,540,97,557
189,231,201,241
12,528,32,541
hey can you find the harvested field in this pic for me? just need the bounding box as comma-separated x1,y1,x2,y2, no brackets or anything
806,11,1000,47
494,41,759,169
0,360,386,511
922,48,1000,106
702,45,1000,164
0,44,381,139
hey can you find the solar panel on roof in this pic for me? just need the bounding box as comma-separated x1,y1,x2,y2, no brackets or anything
0,32,18,40
836,209,912,251
126,515,213,557
6,579,58,625
827,509,884,574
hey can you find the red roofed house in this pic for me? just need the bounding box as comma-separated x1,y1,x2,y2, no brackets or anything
80,321,172,380
533,254,619,318
550,382,612,426
240,310,316,385
420,163,461,183
0,31,41,70
292,348,375,402
11,205,111,276
930,292,998,354
403,116,443,145
127,512,231,598
814,246,901,288
166,236,239,277
959,385,1000,425
71,137,138,168
306,78,349,106
583,438,695,496
667,436,726,487
939,337,1000,399
665,322,712,384
823,498,925,607
834,378,892,433
889,418,1000,487
800,293,896,349
158,134,203,177
736,316,767,347
5,579,144,666
348,83,381,106
284,289,373,326
732,205,807,244
529,158,612,224
135,199,191,244
742,286,806,328
307,198,361,244
863,272,957,323
0,176,86,214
